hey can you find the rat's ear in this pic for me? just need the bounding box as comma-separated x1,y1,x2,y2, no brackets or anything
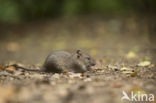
76,50,81,54
76,50,82,58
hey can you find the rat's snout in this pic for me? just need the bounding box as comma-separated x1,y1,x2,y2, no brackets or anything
90,59,96,66
91,63,95,66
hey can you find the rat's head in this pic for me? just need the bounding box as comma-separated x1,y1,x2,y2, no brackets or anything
75,50,95,69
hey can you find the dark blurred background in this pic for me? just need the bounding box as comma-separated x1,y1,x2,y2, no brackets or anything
0,0,155,22
0,0,155,64
0,0,156,23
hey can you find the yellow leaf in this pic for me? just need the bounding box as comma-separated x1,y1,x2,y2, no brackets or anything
120,67,131,71
122,71,134,74
126,51,137,59
138,61,151,67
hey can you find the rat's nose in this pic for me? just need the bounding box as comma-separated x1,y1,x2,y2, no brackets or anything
91,63,95,66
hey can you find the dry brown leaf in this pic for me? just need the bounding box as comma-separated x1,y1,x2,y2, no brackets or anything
5,65,16,72
130,71,138,77
0,65,5,70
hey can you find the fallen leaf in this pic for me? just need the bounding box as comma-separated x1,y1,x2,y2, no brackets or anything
5,65,16,72
0,65,5,70
138,61,151,67
120,67,131,71
122,71,134,74
30,74,45,79
130,71,138,77
126,51,137,59
148,64,155,68
68,73,82,78
108,65,118,70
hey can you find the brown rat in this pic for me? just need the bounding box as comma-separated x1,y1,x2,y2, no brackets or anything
14,50,95,73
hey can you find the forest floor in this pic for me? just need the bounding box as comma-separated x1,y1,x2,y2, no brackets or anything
0,17,156,103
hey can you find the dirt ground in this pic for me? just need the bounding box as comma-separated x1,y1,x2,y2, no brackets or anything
0,17,156,103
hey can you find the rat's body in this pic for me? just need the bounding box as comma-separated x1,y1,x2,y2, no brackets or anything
15,50,95,73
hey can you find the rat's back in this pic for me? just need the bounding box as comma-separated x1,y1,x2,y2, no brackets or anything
42,51,71,73
42,50,95,73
